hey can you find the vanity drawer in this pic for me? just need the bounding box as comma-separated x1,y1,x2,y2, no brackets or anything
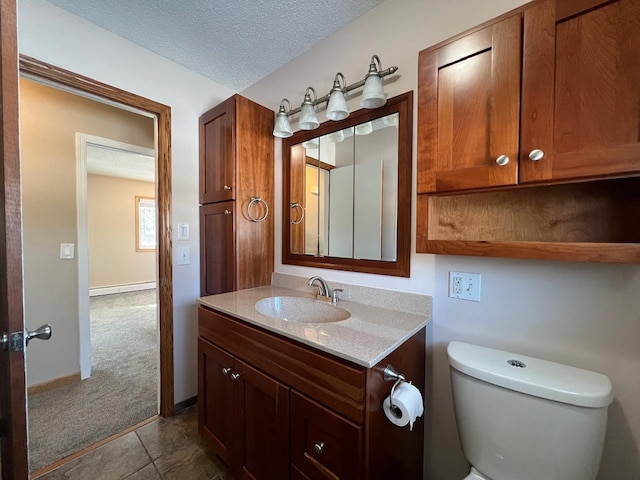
291,390,363,480
198,306,366,423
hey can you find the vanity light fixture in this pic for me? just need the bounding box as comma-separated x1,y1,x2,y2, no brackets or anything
361,55,386,108
272,54,398,137
273,98,293,138
299,87,320,130
326,72,349,121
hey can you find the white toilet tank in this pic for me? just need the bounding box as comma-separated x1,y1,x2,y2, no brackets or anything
447,342,613,480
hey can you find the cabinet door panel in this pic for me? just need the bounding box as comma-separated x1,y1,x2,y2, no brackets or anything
521,0,640,183
198,338,235,465
234,359,289,480
200,98,235,204
200,202,235,296
291,391,362,480
418,14,521,193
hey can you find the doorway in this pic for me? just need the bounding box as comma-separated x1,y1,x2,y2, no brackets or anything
18,57,174,473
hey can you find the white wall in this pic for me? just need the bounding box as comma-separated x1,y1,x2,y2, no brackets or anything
242,0,640,478
18,0,236,402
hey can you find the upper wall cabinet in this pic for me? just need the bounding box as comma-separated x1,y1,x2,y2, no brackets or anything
418,0,640,194
416,0,640,263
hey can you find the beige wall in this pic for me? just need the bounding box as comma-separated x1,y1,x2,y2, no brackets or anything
88,174,155,289
20,77,154,386
243,0,640,478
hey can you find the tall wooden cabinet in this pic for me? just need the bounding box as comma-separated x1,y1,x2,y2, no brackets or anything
199,94,274,295
417,0,640,263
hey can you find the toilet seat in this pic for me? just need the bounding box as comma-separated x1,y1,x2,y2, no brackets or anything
464,467,492,480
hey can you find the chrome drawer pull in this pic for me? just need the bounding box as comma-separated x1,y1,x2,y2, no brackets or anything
222,367,231,375
314,442,325,455
231,373,241,380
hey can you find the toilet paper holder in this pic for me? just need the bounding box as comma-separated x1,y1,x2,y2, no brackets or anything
384,364,406,417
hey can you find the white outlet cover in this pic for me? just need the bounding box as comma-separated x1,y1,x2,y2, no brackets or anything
449,271,481,302
177,245,191,265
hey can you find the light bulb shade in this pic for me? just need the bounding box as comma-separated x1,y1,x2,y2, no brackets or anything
299,103,319,130
326,130,345,143
273,113,293,138
355,121,373,135
326,90,349,121
361,75,386,109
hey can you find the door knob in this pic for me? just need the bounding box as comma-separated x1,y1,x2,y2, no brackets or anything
223,185,232,190
2,324,52,352
495,155,510,166
222,367,231,375
314,442,325,455
26,324,52,345
231,373,241,380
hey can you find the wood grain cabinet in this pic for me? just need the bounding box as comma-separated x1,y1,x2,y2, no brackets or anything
199,94,274,295
198,306,426,480
416,0,640,263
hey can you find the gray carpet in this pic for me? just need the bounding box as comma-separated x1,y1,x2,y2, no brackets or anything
28,290,159,472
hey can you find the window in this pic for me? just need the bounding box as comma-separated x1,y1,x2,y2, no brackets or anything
136,196,156,252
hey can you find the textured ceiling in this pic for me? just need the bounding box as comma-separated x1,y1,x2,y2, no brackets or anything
87,145,155,183
44,0,385,91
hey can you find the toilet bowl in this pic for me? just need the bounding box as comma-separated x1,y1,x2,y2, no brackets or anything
447,341,613,480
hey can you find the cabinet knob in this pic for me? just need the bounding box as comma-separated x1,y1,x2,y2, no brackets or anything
313,442,325,455
528,149,544,161
224,210,232,215
222,367,231,375
495,155,510,166
224,185,232,190
231,373,241,380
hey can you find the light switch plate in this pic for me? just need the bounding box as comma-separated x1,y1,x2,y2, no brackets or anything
449,271,481,302
177,223,190,241
177,245,191,265
60,243,75,259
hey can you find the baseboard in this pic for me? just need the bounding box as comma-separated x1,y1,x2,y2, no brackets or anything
89,282,156,297
28,372,81,395
174,395,197,414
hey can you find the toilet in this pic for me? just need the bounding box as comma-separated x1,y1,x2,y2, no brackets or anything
447,341,613,480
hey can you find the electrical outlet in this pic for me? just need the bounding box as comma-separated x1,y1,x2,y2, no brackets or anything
449,271,481,302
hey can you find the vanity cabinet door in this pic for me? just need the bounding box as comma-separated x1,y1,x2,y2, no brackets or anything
200,202,235,296
519,0,640,183
291,390,363,480
197,338,235,466
417,13,522,193
233,358,290,480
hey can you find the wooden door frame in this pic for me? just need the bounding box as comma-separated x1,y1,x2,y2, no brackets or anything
18,55,174,417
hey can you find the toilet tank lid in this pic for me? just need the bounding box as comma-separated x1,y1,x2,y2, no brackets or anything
447,342,613,408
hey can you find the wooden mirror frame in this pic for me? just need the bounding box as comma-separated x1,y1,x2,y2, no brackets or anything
282,91,412,277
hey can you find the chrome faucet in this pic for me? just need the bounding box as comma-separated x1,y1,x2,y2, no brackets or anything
308,276,330,298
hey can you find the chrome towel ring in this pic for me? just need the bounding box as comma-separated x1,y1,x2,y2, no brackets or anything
247,196,269,222
290,202,305,225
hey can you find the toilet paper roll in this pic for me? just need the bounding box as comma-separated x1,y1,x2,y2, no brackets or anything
383,382,424,431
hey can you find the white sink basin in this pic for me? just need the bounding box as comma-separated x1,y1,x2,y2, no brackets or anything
255,296,351,323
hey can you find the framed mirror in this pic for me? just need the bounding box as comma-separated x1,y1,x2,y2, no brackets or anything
283,91,412,276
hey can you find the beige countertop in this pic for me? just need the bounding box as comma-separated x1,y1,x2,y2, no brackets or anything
198,285,430,368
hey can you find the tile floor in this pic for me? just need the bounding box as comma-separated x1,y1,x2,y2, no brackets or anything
35,407,234,480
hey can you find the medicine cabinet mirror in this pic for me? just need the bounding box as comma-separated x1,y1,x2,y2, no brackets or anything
283,91,412,276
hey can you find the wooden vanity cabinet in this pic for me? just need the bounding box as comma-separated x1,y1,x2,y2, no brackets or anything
198,337,290,479
197,306,425,480
199,94,274,296
416,0,640,263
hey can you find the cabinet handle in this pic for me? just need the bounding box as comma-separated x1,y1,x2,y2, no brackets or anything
222,367,231,375
313,442,325,455
224,210,232,215
224,185,232,190
231,373,241,380
495,155,510,166
528,149,544,161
